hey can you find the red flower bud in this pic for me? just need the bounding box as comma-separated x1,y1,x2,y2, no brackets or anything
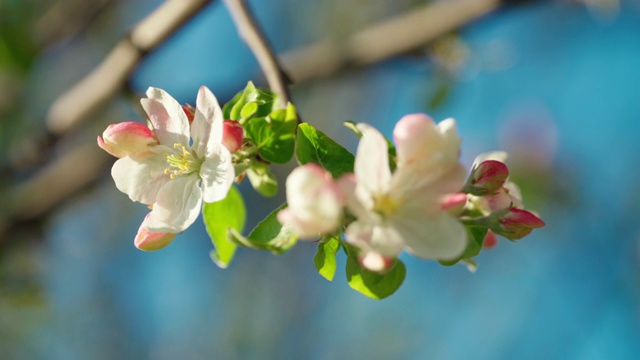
492,208,545,240
482,230,498,249
182,104,195,123
222,120,243,153
465,160,509,196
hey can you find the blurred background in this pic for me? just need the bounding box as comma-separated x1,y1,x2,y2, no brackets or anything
1,0,640,359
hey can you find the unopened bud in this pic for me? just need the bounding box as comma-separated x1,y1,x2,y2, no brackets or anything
440,193,468,215
134,214,177,251
222,120,243,153
359,251,394,273
465,160,509,196
182,104,195,123
491,208,545,240
482,230,498,249
97,122,157,158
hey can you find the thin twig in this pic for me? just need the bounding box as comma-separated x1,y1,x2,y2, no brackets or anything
46,0,213,135
223,0,291,107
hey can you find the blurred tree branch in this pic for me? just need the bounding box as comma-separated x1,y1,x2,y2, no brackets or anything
2,0,503,240
46,0,213,135
281,0,500,82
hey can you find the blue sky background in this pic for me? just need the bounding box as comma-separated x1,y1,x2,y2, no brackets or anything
2,1,640,359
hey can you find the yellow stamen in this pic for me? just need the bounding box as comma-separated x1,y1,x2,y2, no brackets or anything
164,143,203,179
372,193,401,218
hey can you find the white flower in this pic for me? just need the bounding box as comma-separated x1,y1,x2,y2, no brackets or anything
110,86,234,235
278,163,344,239
343,114,468,266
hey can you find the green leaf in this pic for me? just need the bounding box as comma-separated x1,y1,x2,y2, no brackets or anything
439,226,488,266
227,203,298,254
240,102,258,119
314,236,341,281
296,123,355,178
202,186,246,268
246,164,278,197
344,245,406,300
244,103,297,164
222,81,279,122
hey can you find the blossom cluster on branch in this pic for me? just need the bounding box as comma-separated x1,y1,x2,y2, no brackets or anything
98,83,544,299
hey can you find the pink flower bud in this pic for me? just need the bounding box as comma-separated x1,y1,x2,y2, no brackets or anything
278,163,344,239
134,214,177,251
359,251,394,273
97,122,157,158
222,120,243,153
492,208,545,240
482,230,498,249
182,104,195,123
440,193,468,215
465,160,509,196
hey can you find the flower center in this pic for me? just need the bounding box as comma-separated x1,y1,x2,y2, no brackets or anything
372,193,401,218
164,143,203,179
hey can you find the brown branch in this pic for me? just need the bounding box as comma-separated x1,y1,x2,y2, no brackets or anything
223,0,291,107
46,0,213,135
281,0,501,82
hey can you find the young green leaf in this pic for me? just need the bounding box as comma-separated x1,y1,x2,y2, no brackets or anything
296,123,355,178
244,103,297,164
227,203,298,254
314,236,341,281
246,164,278,197
222,81,279,122
202,186,246,268
344,245,406,300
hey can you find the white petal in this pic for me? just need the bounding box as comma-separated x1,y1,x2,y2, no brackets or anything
141,87,190,147
338,174,372,221
345,221,403,258
354,123,391,195
191,86,224,158
393,115,461,173
393,162,467,201
200,145,234,203
145,175,203,233
111,146,171,204
394,212,467,261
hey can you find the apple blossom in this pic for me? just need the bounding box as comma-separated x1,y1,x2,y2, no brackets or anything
104,86,234,238
278,163,344,239
342,114,469,268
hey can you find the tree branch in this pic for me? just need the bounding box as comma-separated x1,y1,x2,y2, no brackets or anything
280,0,501,82
222,0,291,107
46,0,213,135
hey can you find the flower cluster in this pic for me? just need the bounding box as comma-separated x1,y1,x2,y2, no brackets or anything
278,114,544,272
98,84,544,299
